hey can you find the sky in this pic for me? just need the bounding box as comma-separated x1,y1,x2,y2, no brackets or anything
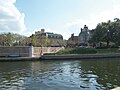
0,0,120,39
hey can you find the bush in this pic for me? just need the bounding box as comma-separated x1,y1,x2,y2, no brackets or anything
96,46,109,49
96,45,119,49
57,48,97,54
43,53,56,55
110,45,119,48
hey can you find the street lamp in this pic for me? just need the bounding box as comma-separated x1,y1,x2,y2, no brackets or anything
107,30,110,47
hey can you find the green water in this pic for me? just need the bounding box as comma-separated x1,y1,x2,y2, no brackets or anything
0,59,120,90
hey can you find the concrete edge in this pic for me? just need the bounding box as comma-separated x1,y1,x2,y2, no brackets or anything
1,53,120,61
0,57,40,61
40,53,120,60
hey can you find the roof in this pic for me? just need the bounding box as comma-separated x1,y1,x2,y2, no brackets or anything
79,31,89,36
41,32,63,39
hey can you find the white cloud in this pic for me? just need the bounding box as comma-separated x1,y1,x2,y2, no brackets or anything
65,4,120,39
0,0,26,34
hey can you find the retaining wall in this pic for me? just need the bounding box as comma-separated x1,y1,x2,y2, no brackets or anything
33,47,64,57
0,46,64,57
0,46,32,57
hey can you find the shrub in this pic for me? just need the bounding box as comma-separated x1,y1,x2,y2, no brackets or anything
96,45,119,49
57,48,97,54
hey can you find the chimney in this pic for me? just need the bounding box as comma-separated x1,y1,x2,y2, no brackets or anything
81,28,83,32
41,29,45,33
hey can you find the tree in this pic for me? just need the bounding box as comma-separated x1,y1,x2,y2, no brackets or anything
0,32,28,46
0,32,14,46
0,34,5,46
89,18,120,47
6,32,13,46
30,34,37,46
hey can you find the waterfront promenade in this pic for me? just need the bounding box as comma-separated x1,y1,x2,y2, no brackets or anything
1,46,120,61
1,53,120,61
40,53,120,60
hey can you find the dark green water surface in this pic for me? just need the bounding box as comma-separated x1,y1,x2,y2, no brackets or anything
0,58,120,90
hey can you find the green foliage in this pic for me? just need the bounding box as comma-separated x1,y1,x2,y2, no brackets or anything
89,18,120,46
43,53,56,55
96,45,119,49
97,48,120,53
57,47,120,54
0,32,27,46
57,48,97,54
31,34,37,46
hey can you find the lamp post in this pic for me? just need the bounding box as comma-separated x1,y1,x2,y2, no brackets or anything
46,33,48,47
107,30,110,47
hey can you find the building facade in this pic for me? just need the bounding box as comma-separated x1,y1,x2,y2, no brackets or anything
67,33,79,47
67,25,91,47
35,29,64,47
78,25,91,46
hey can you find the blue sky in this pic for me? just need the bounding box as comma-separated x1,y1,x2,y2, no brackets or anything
0,0,120,39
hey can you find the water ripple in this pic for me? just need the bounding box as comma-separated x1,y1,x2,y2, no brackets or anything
0,59,120,90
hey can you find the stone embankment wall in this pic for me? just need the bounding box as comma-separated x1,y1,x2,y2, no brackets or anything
33,47,64,57
0,46,32,57
0,46,64,57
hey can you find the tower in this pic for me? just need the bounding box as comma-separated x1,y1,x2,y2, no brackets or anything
78,25,90,46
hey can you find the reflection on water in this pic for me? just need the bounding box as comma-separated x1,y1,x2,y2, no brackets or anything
0,59,120,90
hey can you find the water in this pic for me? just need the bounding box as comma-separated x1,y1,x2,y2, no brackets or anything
0,59,120,90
